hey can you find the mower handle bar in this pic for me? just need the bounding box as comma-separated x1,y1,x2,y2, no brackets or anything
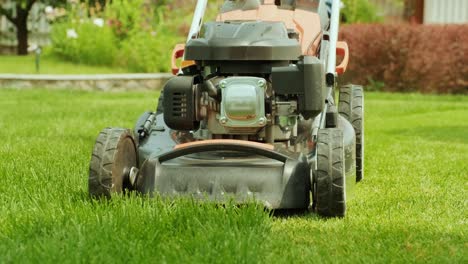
187,0,208,43
326,0,341,86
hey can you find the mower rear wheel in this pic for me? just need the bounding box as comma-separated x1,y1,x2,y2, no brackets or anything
339,84,364,182
314,128,346,217
89,128,138,198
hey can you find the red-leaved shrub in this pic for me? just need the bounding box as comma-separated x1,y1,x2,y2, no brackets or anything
339,24,468,94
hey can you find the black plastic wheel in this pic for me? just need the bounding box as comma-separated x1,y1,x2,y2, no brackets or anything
314,128,346,217
338,84,364,182
89,128,138,198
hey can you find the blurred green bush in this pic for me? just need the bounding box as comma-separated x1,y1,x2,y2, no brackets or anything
50,0,222,73
51,22,118,66
341,0,383,23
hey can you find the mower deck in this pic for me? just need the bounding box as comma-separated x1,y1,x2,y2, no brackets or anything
135,115,311,209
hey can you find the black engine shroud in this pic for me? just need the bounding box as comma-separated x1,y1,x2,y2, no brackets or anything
163,20,326,131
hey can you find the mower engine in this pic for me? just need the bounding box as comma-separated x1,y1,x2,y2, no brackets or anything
163,21,327,144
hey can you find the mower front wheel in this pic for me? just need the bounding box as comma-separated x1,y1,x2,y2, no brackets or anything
88,128,138,198
313,128,346,217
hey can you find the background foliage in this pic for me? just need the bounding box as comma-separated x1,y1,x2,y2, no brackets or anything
50,0,222,73
340,24,468,94
341,0,383,23
48,0,383,72
51,21,117,66
47,0,467,93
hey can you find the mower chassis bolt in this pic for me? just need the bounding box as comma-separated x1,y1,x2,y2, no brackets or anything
219,117,228,125
258,117,267,126
220,81,227,88
258,79,266,88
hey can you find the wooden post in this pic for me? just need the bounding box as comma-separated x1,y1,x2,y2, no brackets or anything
404,0,425,24
415,0,424,24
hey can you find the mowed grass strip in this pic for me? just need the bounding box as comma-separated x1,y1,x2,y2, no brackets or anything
0,89,466,263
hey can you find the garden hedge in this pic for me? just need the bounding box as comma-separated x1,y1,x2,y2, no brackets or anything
339,24,468,94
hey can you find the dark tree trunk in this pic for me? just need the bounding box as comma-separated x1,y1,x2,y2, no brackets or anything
1,1,36,55
16,11,29,55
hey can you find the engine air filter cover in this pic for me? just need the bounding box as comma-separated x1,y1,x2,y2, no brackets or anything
219,77,266,129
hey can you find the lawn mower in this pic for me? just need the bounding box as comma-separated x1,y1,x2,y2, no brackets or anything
88,0,364,217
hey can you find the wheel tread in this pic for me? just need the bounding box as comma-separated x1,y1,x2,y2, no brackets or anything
88,128,137,198
314,128,346,217
338,85,365,182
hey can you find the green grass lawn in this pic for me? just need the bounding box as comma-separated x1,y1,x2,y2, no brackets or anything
0,53,128,74
0,90,466,263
